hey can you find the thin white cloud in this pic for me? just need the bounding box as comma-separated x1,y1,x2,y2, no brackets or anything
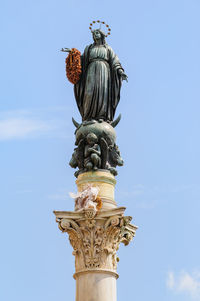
0,118,52,140
117,185,163,209
166,271,175,289
48,193,69,201
167,270,200,300
48,188,72,201
0,107,72,141
136,199,160,209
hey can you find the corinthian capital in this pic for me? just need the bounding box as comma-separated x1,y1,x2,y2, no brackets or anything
54,207,137,275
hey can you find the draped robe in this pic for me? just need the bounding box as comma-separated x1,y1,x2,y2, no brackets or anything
74,44,123,122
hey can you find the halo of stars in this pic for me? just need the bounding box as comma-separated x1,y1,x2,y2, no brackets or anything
89,20,111,37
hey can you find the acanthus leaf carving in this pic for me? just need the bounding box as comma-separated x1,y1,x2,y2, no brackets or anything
55,210,137,273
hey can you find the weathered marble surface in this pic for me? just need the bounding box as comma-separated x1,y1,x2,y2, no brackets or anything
54,207,137,301
76,170,116,209
54,171,138,301
75,271,117,301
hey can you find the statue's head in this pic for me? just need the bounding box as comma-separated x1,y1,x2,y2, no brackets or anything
89,21,111,45
92,29,106,45
86,133,98,145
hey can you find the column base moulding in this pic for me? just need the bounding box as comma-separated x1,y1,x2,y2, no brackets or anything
73,269,119,280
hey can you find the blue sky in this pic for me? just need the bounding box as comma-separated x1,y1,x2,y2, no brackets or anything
1,0,200,300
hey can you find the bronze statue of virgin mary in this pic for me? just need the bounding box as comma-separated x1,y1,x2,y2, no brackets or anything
62,23,127,123
61,21,127,176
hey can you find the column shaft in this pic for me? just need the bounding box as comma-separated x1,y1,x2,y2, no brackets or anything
75,272,117,301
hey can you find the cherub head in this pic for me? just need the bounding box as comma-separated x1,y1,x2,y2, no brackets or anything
86,133,98,146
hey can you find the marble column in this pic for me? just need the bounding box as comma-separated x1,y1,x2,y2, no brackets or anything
54,171,137,301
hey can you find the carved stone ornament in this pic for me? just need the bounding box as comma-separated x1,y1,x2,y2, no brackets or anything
54,207,137,276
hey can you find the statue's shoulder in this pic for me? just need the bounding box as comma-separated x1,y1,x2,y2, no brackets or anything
106,44,114,53
104,45,115,60
106,44,112,50
84,44,93,54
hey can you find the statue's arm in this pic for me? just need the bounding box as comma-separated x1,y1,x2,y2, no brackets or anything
88,146,101,156
108,46,128,82
118,68,128,82
92,149,101,156
84,145,90,157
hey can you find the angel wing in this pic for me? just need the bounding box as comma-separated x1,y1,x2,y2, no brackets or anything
100,137,108,169
77,139,85,169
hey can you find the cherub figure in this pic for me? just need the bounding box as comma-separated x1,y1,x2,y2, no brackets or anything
84,133,101,171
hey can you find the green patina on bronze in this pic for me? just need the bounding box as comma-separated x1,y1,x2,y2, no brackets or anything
61,25,127,177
